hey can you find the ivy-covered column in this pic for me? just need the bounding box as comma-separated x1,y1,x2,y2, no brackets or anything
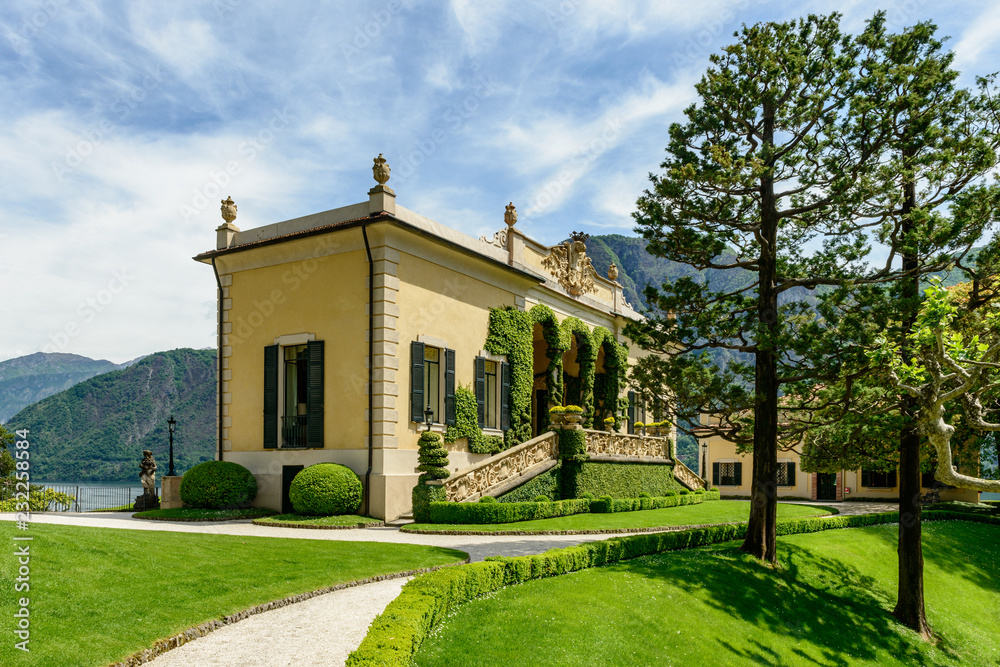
556,418,588,500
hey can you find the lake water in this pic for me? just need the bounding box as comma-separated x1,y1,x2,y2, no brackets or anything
33,480,157,512
983,492,1000,501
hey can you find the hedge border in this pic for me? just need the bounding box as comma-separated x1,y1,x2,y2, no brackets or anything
426,489,720,525
106,558,471,667
250,519,385,530
347,511,1000,666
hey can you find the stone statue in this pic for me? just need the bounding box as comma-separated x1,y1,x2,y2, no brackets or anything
135,450,160,511
221,196,237,223
372,153,391,185
608,262,618,282
504,202,518,228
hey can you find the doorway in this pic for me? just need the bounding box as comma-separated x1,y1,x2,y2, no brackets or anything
282,465,304,514
817,472,837,501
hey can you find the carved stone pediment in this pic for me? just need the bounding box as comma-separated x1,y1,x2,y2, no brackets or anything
542,239,598,296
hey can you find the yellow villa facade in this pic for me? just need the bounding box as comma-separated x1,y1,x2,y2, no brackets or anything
194,156,659,520
695,416,980,503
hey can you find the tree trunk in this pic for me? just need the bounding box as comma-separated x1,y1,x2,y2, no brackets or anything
891,166,932,638
742,100,779,563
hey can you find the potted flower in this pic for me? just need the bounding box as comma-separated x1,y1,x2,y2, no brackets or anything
564,405,585,426
645,422,658,436
657,421,671,438
634,421,645,436
603,416,615,432
548,405,566,427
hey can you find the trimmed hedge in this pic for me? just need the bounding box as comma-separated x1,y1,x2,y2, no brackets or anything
575,462,683,498
427,489,721,525
498,465,562,503
289,463,363,516
412,483,447,523
179,461,257,509
347,511,1000,666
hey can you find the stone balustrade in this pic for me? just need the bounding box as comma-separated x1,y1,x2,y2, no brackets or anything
672,459,706,490
443,431,559,502
584,429,671,459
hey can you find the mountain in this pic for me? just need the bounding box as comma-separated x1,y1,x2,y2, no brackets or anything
0,353,137,423
4,349,217,482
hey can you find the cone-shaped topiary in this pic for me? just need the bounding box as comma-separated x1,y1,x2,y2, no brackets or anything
289,463,363,516
417,431,450,481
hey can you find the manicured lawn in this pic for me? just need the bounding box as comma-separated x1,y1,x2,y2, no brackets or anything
254,513,383,527
416,521,999,666
403,500,833,533
133,507,277,520
0,522,465,667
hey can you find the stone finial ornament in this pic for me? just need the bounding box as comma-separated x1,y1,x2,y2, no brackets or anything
608,262,618,282
504,202,518,228
372,153,391,185
221,196,237,223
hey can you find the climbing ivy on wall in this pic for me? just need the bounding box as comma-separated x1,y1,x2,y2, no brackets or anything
530,305,570,430
444,386,504,455
485,307,533,448
559,316,597,427
593,326,629,430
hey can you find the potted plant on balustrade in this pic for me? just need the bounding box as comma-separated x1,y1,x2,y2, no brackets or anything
563,405,585,426
603,416,615,432
634,421,645,436
645,422,659,436
548,405,566,427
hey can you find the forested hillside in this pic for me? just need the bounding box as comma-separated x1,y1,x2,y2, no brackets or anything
4,349,216,482
0,353,129,422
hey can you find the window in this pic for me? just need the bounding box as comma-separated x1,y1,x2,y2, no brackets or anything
475,356,510,431
921,468,954,490
263,339,324,449
713,461,742,486
410,341,455,425
776,461,796,487
861,469,896,488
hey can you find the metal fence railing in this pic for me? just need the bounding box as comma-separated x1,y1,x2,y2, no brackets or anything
1,484,152,512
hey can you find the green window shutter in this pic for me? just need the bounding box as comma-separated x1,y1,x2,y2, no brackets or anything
263,345,278,449
306,340,324,448
734,462,743,486
475,356,486,428
627,391,636,434
788,462,796,487
862,469,871,487
444,349,456,426
411,341,425,422
500,362,511,432
712,462,720,486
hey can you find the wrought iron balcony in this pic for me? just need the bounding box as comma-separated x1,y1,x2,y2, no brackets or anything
282,415,308,448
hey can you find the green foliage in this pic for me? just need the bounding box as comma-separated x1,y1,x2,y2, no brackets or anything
574,462,683,499
4,349,218,482
0,487,76,512
353,510,997,665
485,307,533,447
559,317,598,426
417,432,451,481
444,386,503,454
289,463,363,516
424,489,719,525
497,466,562,503
478,495,496,503
530,304,570,424
557,428,588,462
179,460,257,509
593,326,629,428
134,507,275,520
412,482,447,524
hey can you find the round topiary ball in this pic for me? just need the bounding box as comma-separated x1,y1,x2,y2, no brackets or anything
478,496,497,503
289,463,363,516
180,461,257,509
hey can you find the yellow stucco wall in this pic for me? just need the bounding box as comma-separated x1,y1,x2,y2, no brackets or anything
225,244,368,452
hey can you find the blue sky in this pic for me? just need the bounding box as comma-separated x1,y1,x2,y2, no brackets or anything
2,1,999,364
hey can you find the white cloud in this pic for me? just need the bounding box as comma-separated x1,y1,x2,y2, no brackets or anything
952,4,1000,69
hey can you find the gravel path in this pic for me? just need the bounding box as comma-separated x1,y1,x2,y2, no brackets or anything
1,501,898,667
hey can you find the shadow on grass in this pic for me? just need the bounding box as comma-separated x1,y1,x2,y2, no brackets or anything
623,542,943,666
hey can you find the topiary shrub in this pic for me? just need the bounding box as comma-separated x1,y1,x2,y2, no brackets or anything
533,494,551,503
412,483,447,523
479,496,497,503
180,461,257,509
417,432,450,481
289,463,362,516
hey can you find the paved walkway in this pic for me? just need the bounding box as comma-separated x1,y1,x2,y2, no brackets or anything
1,500,899,666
